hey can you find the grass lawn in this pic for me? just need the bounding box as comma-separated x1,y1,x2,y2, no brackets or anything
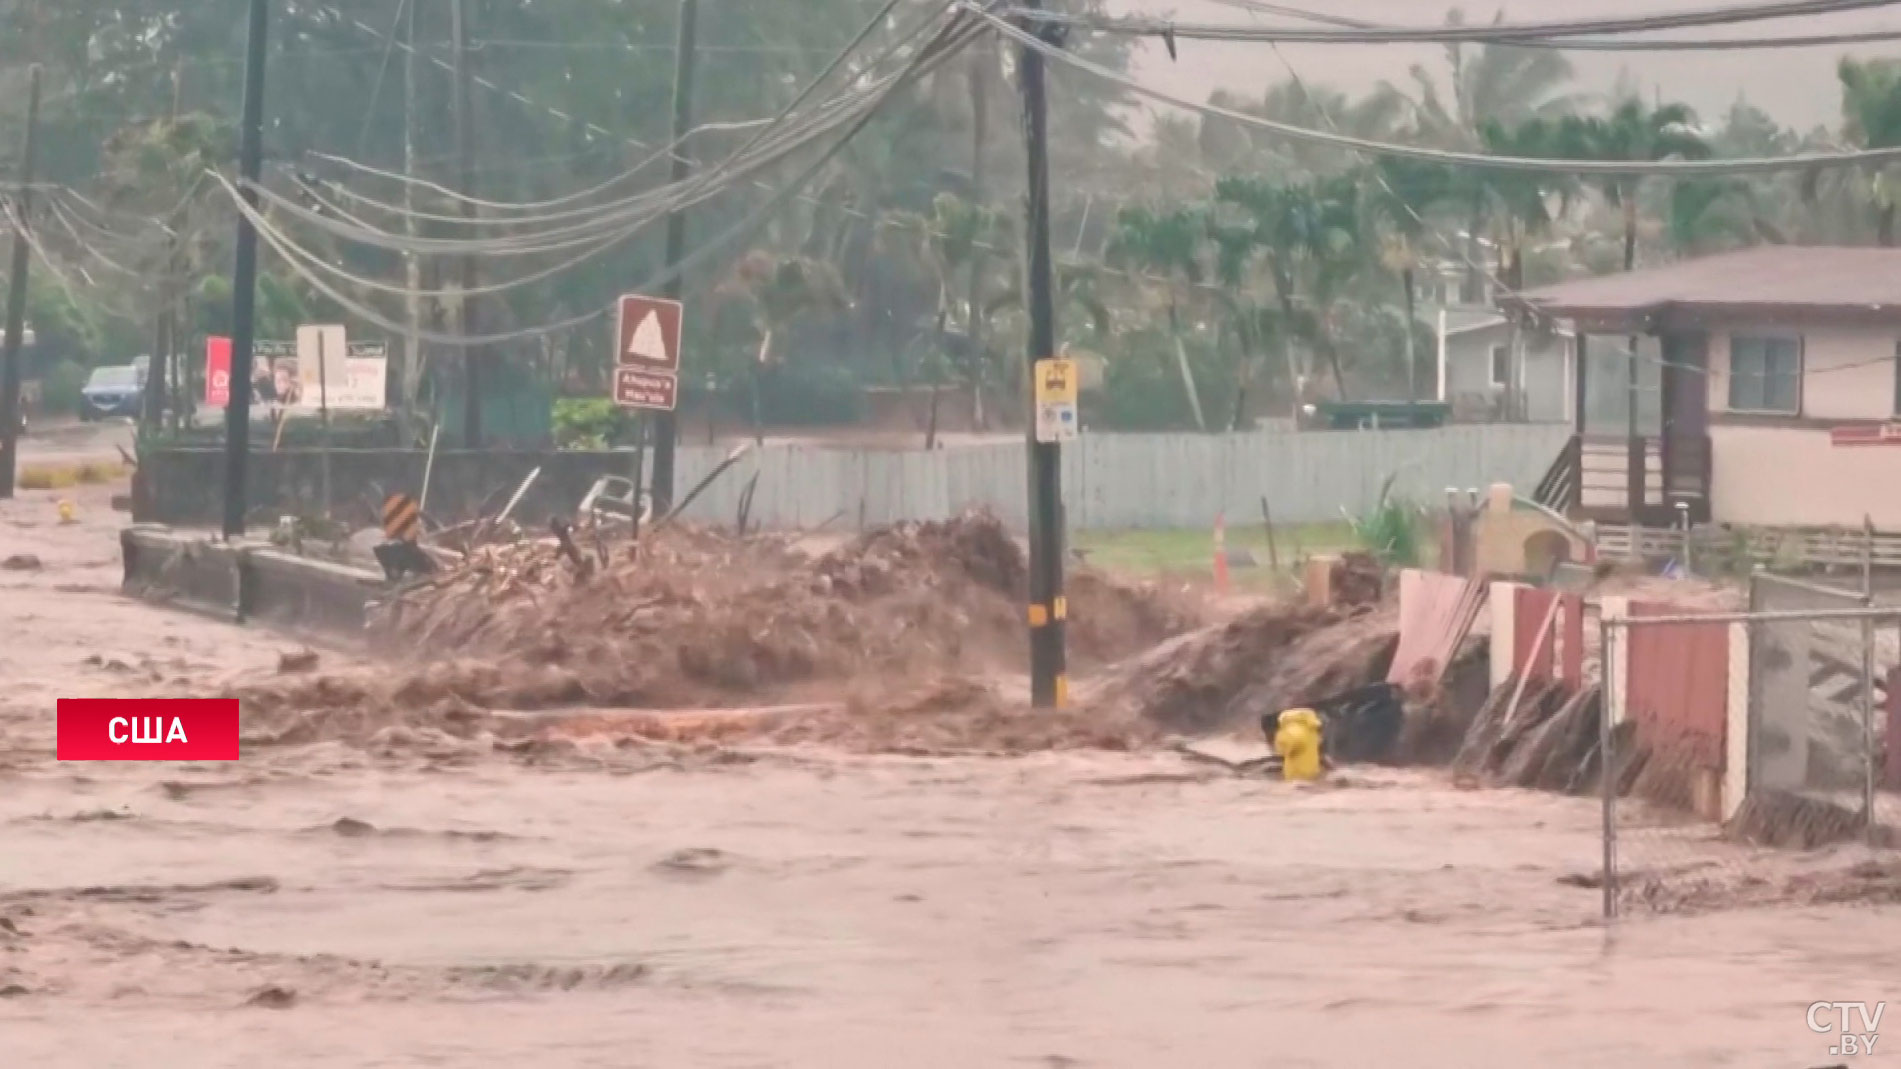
1071,521,1367,590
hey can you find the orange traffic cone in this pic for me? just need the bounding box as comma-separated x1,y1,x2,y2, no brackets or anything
1213,513,1230,592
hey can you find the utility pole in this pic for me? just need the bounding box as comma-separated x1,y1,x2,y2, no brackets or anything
0,65,40,501
451,0,482,448
1017,4,1067,709
651,0,699,512
223,0,269,539
402,0,424,439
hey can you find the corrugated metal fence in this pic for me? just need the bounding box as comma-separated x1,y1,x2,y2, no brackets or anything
668,423,1571,531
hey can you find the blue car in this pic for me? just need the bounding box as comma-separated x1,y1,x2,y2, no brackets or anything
79,365,146,421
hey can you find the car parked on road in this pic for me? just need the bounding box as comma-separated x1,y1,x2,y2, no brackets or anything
79,365,146,421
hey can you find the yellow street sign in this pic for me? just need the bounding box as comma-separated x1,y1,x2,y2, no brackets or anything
1034,357,1078,405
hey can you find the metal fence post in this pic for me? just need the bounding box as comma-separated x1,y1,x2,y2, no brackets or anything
1864,593,1878,844
1599,611,1617,921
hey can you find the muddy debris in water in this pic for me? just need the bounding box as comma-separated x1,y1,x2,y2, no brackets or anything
243,985,298,1010
237,510,1202,754
1629,855,1901,914
1,553,43,571
1084,603,1397,738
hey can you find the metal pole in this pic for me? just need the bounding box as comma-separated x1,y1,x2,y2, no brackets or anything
1862,587,1878,844
1019,2,1066,709
1599,612,1618,921
222,0,270,539
418,420,441,515
0,65,40,501
630,416,649,544
1625,338,1641,517
451,0,482,448
1863,513,1875,598
318,329,332,521
651,0,699,512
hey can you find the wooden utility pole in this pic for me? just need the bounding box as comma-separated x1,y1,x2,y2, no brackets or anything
221,0,271,538
1017,3,1066,708
651,0,699,511
0,65,40,500
451,0,483,447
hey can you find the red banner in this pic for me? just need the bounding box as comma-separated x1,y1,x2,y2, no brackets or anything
56,699,241,762
205,335,232,406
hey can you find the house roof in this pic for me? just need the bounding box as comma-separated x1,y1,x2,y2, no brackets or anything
1502,245,1901,331
1440,308,1505,337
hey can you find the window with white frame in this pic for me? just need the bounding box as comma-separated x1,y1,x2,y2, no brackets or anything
1727,334,1801,413
1490,345,1509,387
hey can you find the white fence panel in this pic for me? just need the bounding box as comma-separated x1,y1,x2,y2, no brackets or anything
666,423,1571,531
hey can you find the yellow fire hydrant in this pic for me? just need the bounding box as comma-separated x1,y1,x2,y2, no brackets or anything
1273,708,1323,782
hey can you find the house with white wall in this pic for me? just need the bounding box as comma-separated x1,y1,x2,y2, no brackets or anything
1505,246,1901,529
1434,306,1571,424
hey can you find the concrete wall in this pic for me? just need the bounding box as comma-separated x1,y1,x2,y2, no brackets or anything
138,424,1572,534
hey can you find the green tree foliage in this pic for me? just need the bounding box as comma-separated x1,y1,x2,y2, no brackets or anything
6,1,1898,436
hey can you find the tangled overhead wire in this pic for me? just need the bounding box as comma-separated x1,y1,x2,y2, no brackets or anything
213,2,990,348
1199,0,1901,51
965,1,1901,176
1004,0,1901,46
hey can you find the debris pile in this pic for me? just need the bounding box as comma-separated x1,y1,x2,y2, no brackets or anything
1452,682,1603,793
239,509,1202,752
1083,602,1399,739
1330,551,1385,608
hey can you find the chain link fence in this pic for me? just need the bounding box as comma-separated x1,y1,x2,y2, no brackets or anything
1599,588,1901,919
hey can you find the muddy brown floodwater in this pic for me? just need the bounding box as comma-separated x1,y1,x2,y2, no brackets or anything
5,483,1901,1067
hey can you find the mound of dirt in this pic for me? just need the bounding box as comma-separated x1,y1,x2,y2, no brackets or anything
238,509,1201,752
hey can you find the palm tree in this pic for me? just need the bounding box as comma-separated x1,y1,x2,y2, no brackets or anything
1475,118,1573,290
1203,80,1411,180
1557,100,1710,270
1107,204,1213,429
1406,10,1580,299
886,193,1010,447
716,250,850,442
1371,157,1457,397
1420,10,1582,139
1667,178,1762,257
1213,175,1364,401
1836,57,1901,245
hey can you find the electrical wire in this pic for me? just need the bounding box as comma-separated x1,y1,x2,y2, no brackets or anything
969,2,1901,176
307,0,939,225
218,9,985,348
1199,0,1901,51
248,53,934,260
1007,0,1901,45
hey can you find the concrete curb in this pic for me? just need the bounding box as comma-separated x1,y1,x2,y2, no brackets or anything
121,525,382,642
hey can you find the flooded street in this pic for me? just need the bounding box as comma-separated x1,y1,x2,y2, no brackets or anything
4,484,1899,1067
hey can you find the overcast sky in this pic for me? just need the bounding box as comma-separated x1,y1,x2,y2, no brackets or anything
1102,0,1901,136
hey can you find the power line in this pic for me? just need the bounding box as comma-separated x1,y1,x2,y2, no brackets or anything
217,11,987,349
970,2,1901,176
1010,0,1901,45
1199,0,1901,51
